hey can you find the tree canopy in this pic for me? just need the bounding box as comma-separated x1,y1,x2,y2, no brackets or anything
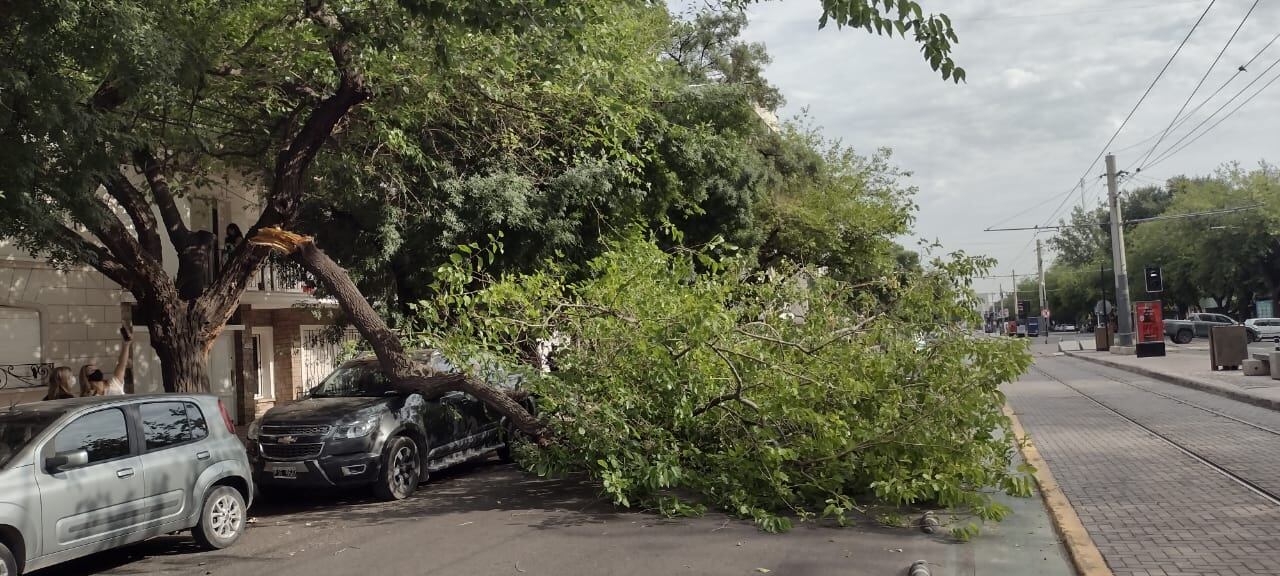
1040,163,1279,323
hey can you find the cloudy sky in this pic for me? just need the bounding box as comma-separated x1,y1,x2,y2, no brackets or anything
734,0,1280,298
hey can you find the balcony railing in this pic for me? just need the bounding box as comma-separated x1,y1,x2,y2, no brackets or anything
249,255,314,294
1,363,53,390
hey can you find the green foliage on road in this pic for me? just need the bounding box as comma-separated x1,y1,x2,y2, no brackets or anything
416,236,1034,532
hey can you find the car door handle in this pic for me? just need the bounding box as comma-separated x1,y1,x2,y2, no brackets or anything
196,451,211,461
116,468,135,479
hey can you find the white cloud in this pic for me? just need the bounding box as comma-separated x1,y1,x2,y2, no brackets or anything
1002,68,1042,89
739,0,1280,294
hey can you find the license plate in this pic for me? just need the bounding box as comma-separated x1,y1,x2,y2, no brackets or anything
265,462,303,479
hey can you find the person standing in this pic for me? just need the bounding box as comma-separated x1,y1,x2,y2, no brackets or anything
43,367,77,400
80,328,132,396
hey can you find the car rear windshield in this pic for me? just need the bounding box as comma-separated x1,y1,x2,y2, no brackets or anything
310,363,396,397
0,412,59,467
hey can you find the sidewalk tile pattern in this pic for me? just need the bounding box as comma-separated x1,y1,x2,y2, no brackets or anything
1006,358,1280,576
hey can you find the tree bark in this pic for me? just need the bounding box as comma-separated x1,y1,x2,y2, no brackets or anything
249,228,551,445
146,307,212,394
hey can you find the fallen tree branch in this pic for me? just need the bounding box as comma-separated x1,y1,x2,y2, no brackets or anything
249,227,551,445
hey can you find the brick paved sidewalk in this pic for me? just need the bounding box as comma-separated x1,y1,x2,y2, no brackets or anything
1005,358,1280,576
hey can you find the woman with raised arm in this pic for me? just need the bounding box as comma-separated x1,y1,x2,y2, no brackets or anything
80,328,132,396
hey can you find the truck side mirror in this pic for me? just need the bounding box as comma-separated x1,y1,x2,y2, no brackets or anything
47,449,89,472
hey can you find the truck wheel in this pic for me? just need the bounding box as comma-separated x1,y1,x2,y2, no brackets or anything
1174,329,1193,344
497,422,523,464
373,435,421,501
193,485,247,550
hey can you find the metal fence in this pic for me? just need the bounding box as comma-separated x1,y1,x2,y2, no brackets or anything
1,363,53,390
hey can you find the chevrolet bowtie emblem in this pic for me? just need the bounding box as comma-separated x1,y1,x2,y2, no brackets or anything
278,436,298,445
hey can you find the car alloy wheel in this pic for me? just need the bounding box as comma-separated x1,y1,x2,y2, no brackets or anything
0,542,13,576
194,485,247,549
391,443,418,497
210,492,244,540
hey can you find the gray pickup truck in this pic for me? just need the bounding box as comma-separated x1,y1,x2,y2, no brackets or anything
1164,313,1239,344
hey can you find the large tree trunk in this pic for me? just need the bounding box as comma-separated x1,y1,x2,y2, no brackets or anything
249,228,551,445
146,303,214,393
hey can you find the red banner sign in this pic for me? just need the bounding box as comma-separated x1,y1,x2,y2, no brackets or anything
1135,301,1163,344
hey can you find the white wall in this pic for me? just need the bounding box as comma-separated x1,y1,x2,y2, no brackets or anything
0,261,129,379
0,306,41,365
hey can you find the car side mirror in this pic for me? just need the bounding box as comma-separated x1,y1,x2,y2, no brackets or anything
47,449,89,472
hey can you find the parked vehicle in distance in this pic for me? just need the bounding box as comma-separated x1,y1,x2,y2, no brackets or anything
248,351,531,501
1058,323,1077,332
1164,313,1240,344
1244,318,1280,343
0,395,253,576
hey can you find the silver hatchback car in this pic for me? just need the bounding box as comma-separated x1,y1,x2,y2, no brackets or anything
0,394,253,575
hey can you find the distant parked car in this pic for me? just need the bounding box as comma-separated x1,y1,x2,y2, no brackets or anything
248,351,532,501
1164,313,1239,344
0,395,253,576
1244,318,1280,343
1058,323,1077,332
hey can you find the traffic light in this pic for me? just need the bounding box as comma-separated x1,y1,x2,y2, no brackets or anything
1017,300,1031,319
1144,266,1163,293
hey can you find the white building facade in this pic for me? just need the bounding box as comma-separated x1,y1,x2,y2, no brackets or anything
0,177,356,422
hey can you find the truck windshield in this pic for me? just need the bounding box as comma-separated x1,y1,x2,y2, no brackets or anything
0,412,59,467
310,363,394,398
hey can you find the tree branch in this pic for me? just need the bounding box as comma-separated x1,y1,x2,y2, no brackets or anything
200,0,372,332
100,169,162,259
249,227,552,445
134,149,190,248
48,223,136,290
693,345,760,417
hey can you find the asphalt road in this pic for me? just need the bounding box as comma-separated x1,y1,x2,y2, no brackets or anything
1006,353,1280,576
31,458,1071,576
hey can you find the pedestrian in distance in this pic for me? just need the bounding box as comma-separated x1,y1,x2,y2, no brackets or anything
43,366,77,400
80,327,133,396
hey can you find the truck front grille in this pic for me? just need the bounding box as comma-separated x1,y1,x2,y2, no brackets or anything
260,442,324,461
261,424,332,436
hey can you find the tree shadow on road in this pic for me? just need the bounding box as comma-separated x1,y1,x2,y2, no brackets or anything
250,456,625,531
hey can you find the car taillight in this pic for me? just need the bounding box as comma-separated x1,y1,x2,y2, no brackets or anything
218,399,237,435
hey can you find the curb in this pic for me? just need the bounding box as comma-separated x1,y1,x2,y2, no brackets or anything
1064,351,1280,412
1004,404,1112,576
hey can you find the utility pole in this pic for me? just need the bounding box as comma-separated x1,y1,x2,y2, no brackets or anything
998,284,1004,320
1080,178,1087,213
1012,270,1019,335
1037,238,1048,343
1106,154,1134,348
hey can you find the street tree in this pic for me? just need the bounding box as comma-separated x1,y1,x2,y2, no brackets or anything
1127,164,1279,316
0,0,965,394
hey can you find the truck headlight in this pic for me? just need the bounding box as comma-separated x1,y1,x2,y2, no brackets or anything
333,415,379,439
247,419,263,440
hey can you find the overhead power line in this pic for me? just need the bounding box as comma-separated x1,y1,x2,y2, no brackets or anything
985,0,1218,232
1112,31,1280,154
1134,0,1262,170
957,1,1205,22
983,204,1262,232
1145,63,1280,170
